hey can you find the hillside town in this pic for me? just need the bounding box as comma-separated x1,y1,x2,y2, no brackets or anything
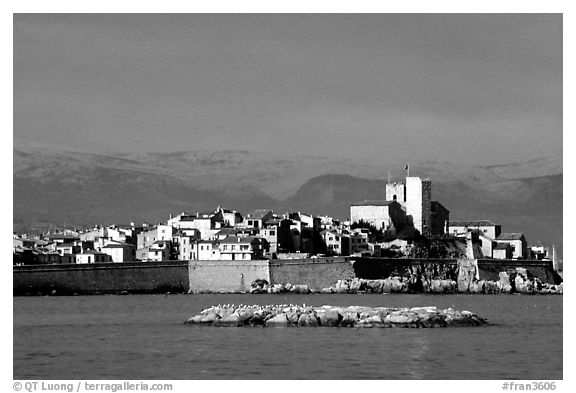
13,175,556,266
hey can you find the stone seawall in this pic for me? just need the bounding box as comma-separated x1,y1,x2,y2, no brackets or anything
268,257,355,291
13,261,190,295
13,257,562,296
188,260,270,293
328,257,562,294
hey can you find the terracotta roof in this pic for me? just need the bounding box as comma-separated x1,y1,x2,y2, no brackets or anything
497,233,525,241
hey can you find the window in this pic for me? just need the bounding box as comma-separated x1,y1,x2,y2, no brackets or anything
223,245,228,250
231,245,236,251
270,230,275,236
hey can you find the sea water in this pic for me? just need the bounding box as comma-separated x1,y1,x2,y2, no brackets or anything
13,293,562,379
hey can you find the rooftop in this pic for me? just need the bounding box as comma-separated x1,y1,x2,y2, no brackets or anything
102,242,135,248
351,200,397,207
494,243,511,250
246,209,273,219
449,220,499,227
219,235,264,245
497,233,525,241
215,228,240,235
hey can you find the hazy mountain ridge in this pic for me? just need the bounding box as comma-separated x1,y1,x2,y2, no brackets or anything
13,141,562,255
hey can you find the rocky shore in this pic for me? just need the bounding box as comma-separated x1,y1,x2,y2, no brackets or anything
185,304,487,328
248,268,562,295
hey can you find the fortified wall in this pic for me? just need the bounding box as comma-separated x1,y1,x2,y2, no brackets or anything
268,257,355,291
351,257,561,288
13,260,190,295
13,257,560,295
188,260,270,293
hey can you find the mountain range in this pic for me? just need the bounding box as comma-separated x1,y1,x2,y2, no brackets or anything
13,139,563,257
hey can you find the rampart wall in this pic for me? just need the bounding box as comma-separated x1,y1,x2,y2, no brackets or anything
188,260,270,293
13,261,190,295
268,257,355,290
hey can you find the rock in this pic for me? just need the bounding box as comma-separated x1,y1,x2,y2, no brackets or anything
419,313,447,328
317,309,341,327
385,312,419,325
298,312,319,327
199,310,220,324
363,315,383,324
515,275,529,293
430,280,443,293
185,314,204,324
213,313,242,327
382,277,405,293
286,311,300,325
186,304,488,328
515,268,528,280
348,279,361,293
339,312,358,327
248,314,265,326
498,272,512,292
467,281,480,294
265,313,289,326
234,309,254,325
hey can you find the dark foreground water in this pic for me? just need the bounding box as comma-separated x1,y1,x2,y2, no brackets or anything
13,294,562,379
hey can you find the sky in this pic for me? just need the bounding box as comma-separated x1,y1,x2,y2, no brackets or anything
13,13,562,164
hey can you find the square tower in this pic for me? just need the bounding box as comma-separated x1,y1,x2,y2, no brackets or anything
405,177,432,237
385,182,406,204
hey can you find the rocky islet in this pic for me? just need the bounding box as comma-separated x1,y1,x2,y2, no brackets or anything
185,304,487,328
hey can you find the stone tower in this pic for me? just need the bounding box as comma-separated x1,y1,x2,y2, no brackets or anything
405,177,432,237
385,182,406,205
